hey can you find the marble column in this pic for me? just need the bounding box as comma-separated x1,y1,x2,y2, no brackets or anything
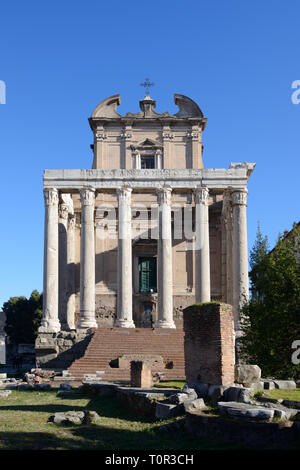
232,189,249,330
66,214,76,330
155,186,176,329
115,186,135,328
194,186,211,303
222,190,233,305
78,187,97,329
58,199,69,330
39,188,60,332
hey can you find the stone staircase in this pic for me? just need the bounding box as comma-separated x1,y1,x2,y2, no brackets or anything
68,328,186,382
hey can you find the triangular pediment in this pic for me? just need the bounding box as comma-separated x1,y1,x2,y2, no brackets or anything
131,138,163,150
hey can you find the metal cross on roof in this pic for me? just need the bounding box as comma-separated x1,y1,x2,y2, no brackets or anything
140,78,154,95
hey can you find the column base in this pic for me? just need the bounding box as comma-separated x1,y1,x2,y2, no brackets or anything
114,319,135,328
38,321,61,333
154,320,176,329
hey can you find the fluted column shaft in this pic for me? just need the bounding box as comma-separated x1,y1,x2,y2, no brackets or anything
194,186,211,303
155,186,175,328
232,189,249,330
39,188,60,333
115,187,135,328
78,188,97,329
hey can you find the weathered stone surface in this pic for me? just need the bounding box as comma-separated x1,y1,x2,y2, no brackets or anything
193,382,209,398
183,398,206,413
218,402,274,421
274,380,296,390
282,400,300,410
18,383,34,391
208,385,228,406
59,383,72,390
235,365,261,385
49,410,100,425
183,303,235,386
261,379,275,390
0,373,7,379
155,402,184,419
0,390,12,398
34,383,51,391
169,390,197,404
223,386,254,404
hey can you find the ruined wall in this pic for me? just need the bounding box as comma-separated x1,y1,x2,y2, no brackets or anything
183,302,235,386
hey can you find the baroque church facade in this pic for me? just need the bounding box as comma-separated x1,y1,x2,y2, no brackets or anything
36,93,255,369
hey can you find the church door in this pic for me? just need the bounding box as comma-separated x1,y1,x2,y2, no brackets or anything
138,257,157,293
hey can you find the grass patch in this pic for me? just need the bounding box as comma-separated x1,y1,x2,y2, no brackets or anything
0,388,232,450
154,380,186,390
259,389,300,401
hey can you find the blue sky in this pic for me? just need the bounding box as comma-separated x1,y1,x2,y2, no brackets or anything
0,0,299,306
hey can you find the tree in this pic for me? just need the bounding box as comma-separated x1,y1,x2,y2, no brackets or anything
3,290,43,344
240,224,300,380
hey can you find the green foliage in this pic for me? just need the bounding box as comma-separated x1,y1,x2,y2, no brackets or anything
240,224,300,380
3,290,43,344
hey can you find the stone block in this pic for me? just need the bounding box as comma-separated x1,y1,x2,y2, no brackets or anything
223,386,254,404
34,383,51,391
18,384,34,391
183,303,235,386
59,383,72,390
218,401,274,421
192,382,209,398
169,390,197,404
235,365,261,385
130,361,153,388
184,398,206,413
0,373,7,379
262,380,275,390
274,380,296,390
208,385,228,406
0,390,12,398
155,402,184,419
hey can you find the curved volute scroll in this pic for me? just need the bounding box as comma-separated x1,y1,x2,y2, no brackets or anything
174,94,204,118
91,94,122,118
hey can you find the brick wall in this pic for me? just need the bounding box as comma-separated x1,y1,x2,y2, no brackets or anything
183,302,235,386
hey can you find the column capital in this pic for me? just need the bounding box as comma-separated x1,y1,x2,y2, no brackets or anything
194,186,209,204
58,203,69,220
117,186,132,204
232,189,248,206
68,214,76,230
43,188,58,206
80,187,95,206
157,186,172,205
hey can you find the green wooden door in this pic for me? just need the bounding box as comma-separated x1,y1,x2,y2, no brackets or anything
139,257,157,293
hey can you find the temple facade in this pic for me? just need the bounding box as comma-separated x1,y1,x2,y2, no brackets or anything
37,93,255,368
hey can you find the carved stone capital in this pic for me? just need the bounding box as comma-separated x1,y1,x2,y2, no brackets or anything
186,131,199,140
120,131,132,140
232,189,248,206
95,132,107,141
44,188,58,206
68,214,76,230
80,187,95,206
194,186,209,204
162,132,174,140
58,203,69,220
117,186,132,205
157,186,172,206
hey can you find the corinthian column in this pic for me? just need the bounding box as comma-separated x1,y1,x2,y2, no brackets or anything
232,189,249,330
155,186,176,329
78,187,97,329
66,214,76,330
39,188,60,333
58,199,69,330
115,186,135,327
194,186,211,303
